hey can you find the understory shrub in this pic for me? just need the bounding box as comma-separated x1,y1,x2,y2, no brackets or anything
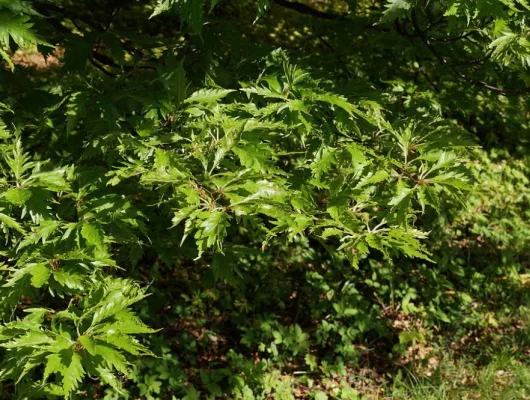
0,0,529,398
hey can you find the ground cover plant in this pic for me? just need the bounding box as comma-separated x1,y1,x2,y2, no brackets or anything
0,0,529,398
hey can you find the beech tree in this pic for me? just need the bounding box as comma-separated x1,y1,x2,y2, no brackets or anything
0,0,528,398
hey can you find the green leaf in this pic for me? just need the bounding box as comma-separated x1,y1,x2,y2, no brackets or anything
52,268,86,290
31,170,70,192
62,351,85,393
93,310,157,335
97,333,151,356
315,392,329,400
32,220,61,244
194,211,230,256
0,10,49,69
2,331,52,348
185,88,235,103
30,263,51,288
81,222,105,250
232,143,273,173
43,353,63,384
94,344,129,374
0,0,42,16
388,181,412,225
0,211,26,235
158,57,188,108
95,366,122,392
381,0,411,22
91,280,149,325
183,387,201,400
399,330,426,345
311,147,335,187
429,174,472,190
78,335,96,355
357,170,389,188
4,188,32,205
151,0,206,33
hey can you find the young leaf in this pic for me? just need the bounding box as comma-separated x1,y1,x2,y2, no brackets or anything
4,188,32,205
81,222,105,250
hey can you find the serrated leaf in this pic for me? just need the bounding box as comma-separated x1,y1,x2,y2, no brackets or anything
62,351,84,393
43,353,62,384
94,344,129,374
4,188,31,205
81,222,105,250
185,88,234,103
2,331,52,348
52,268,86,290
91,282,148,325
381,0,411,22
0,11,49,69
0,212,26,235
34,220,61,244
30,263,50,288
232,143,273,173
78,335,96,355
94,310,157,335
158,57,188,108
0,0,42,16
31,170,70,192
195,211,230,254
96,366,122,392
357,170,389,188
429,174,472,190
311,147,335,187
389,182,412,207
97,333,151,355
321,227,343,238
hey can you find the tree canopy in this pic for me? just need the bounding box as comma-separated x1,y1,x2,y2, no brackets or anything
0,0,529,398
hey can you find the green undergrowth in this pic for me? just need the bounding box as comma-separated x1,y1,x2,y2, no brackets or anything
94,148,530,400
1,1,529,398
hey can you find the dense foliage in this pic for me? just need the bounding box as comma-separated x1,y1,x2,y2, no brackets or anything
0,0,529,398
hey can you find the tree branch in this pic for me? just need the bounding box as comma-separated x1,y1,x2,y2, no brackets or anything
33,1,105,31
88,56,118,77
33,1,157,76
429,30,480,43
271,0,346,20
405,13,530,96
415,57,439,92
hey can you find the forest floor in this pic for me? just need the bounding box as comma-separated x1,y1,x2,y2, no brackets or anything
351,283,530,399
173,273,530,400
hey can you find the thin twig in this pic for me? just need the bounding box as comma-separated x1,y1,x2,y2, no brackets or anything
88,56,118,77
409,12,530,96
271,0,346,20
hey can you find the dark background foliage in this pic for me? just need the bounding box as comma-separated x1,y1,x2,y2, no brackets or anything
0,0,529,399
